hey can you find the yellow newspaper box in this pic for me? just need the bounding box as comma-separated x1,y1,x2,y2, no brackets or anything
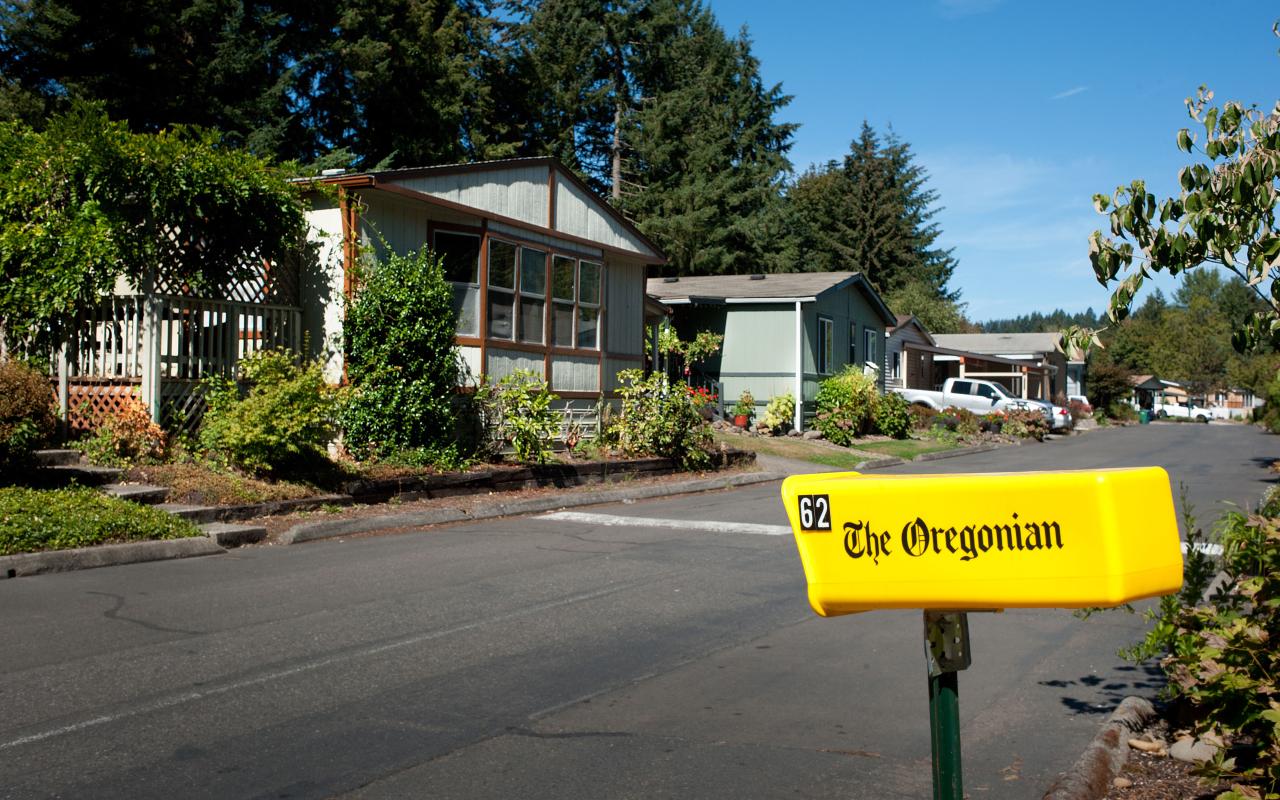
780,467,1183,616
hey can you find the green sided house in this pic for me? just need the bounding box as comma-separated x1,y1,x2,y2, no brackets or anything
646,272,897,431
301,158,666,423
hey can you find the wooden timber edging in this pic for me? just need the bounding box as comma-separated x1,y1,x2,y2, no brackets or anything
162,450,757,525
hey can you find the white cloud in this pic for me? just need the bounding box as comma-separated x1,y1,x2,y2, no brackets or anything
923,151,1055,215
1051,86,1089,100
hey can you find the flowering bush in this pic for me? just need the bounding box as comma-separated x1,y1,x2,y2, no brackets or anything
1002,409,1049,440
761,393,796,434
82,399,167,467
607,370,711,470
814,367,877,446
685,385,718,409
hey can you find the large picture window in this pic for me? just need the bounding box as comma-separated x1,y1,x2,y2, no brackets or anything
434,231,480,337
487,239,517,339
817,316,833,374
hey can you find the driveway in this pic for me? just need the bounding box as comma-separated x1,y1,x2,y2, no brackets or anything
0,423,1272,799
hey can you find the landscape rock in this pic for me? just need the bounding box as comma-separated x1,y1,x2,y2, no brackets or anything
1112,777,1133,789
1168,736,1218,764
802,430,823,440
787,429,801,437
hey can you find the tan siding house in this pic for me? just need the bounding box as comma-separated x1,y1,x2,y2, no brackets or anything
302,158,664,404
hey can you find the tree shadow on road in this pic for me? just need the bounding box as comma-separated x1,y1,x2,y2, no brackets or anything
1038,662,1166,715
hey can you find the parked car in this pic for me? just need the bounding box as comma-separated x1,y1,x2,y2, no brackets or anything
895,378,1053,422
1049,404,1073,431
1152,401,1213,423
1068,394,1092,414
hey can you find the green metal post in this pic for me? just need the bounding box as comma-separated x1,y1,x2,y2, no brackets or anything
929,668,963,800
924,611,969,800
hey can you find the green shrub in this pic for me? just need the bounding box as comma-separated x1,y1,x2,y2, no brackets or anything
873,392,911,439
1121,496,1279,794
1087,360,1134,416
732,390,755,420
814,367,877,446
81,398,167,467
0,358,56,470
476,370,559,464
761,392,796,434
340,247,461,460
608,370,711,470
199,349,338,476
1002,408,1049,440
0,486,201,554
1108,402,1139,423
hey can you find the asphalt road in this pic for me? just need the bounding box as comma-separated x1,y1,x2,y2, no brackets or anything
1,422,1274,799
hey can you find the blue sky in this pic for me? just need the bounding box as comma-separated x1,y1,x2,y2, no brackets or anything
708,0,1280,322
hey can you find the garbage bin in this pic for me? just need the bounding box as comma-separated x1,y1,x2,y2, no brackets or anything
1139,409,1150,424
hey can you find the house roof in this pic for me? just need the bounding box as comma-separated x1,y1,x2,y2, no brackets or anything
307,157,666,264
888,314,936,345
645,271,896,325
933,332,1065,358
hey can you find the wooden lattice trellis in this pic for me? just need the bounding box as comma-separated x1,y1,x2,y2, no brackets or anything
63,379,143,434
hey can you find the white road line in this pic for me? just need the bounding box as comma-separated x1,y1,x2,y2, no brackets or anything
1182,541,1224,556
0,580,651,752
542,511,792,537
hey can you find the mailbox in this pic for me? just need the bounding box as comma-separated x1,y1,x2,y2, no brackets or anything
780,467,1184,616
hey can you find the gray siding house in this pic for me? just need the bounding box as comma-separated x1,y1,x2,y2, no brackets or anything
646,272,896,431
884,314,936,390
303,158,665,407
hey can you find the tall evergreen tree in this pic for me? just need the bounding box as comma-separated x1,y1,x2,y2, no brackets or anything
0,0,309,157
617,2,795,275
783,121,958,302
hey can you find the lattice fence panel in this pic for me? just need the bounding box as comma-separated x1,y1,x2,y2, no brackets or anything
160,380,206,435
150,227,301,306
64,379,143,434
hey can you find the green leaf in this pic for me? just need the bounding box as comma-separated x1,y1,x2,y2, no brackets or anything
1178,128,1194,152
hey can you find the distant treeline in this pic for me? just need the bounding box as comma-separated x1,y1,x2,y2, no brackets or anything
979,309,1105,333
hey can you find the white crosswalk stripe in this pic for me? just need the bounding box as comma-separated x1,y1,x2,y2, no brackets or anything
541,511,792,536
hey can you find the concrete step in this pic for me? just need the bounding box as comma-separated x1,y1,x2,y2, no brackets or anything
102,483,170,505
46,464,123,486
155,503,220,523
33,449,82,467
199,522,267,548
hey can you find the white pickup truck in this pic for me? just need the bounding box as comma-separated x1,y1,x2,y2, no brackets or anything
895,378,1053,419
1151,401,1220,422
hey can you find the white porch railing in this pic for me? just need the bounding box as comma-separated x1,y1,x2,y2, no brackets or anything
58,294,302,430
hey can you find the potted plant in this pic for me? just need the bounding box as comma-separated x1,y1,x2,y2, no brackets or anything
732,390,754,428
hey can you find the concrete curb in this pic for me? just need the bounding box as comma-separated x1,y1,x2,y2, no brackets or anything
1041,696,1156,800
0,536,224,580
280,469,788,545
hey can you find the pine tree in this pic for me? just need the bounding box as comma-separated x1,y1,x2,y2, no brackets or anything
617,1,794,275
784,121,959,302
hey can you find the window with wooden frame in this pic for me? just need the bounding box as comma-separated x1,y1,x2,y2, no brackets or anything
518,248,547,343
551,255,576,347
487,239,518,339
577,261,601,349
433,230,480,337
817,316,834,374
